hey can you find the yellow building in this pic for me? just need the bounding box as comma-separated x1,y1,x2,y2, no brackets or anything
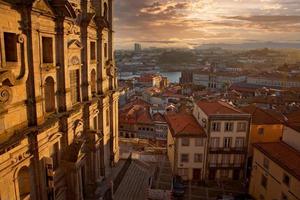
242,105,284,157
249,142,300,200
0,0,119,199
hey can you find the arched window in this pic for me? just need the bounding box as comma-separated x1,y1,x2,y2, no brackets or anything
45,76,55,113
91,69,96,96
17,166,31,200
103,2,108,21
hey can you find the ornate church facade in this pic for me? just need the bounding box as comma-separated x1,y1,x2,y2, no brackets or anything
0,0,119,199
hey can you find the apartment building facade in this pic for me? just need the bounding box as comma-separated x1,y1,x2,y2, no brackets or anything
166,112,207,181
193,100,251,180
0,0,119,199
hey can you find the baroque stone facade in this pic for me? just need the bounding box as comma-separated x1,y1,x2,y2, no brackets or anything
0,0,119,199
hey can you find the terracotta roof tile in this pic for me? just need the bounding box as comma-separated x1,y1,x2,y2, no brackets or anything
254,142,300,180
165,112,206,137
241,104,284,125
196,100,245,116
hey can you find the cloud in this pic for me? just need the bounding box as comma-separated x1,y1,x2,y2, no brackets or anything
113,0,300,49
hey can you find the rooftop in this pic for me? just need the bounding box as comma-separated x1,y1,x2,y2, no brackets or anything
196,100,245,116
165,112,206,137
241,104,284,125
254,142,300,180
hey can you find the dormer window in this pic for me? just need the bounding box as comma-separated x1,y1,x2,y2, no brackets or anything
42,37,53,63
4,32,18,62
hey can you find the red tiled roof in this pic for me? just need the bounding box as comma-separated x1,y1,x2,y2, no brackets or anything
152,113,166,122
241,104,284,125
285,110,300,132
120,100,153,125
254,142,300,180
165,112,206,137
196,100,245,116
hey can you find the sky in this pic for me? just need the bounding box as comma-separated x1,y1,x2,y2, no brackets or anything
113,0,300,49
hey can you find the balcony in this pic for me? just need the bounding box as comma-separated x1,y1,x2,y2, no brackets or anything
209,147,247,154
209,162,244,169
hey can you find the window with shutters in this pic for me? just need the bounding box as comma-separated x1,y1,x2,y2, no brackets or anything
225,122,234,132
210,137,220,148
70,70,80,104
211,122,221,132
224,137,232,148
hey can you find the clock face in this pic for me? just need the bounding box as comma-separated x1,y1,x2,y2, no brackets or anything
71,56,80,65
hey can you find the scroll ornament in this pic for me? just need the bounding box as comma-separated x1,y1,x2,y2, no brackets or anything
0,86,12,107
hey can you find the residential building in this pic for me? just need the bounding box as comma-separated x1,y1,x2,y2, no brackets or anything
241,105,284,157
0,0,119,199
166,112,207,181
249,141,300,200
193,100,251,180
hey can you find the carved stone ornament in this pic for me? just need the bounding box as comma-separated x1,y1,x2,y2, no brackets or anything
71,56,80,65
0,85,13,107
106,65,115,77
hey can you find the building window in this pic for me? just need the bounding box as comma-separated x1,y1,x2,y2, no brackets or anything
51,142,59,170
44,76,55,113
181,138,189,146
222,154,231,165
104,43,108,58
209,154,218,164
4,32,18,62
263,157,269,170
90,41,96,61
211,122,221,132
90,69,96,96
93,116,98,130
282,173,290,187
237,122,246,132
235,137,245,148
224,137,232,148
210,137,219,148
258,127,264,135
181,154,189,162
281,193,288,200
225,122,234,132
194,154,203,162
177,168,188,177
106,109,110,127
42,37,53,63
220,170,229,179
70,70,80,105
195,138,203,146
261,175,267,189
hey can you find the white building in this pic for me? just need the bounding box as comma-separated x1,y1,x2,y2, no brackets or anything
193,100,251,180
193,72,247,89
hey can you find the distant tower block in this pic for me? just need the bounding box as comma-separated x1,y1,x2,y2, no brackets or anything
134,43,142,52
